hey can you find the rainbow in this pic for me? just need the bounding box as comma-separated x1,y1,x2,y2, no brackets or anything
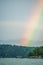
20,0,43,46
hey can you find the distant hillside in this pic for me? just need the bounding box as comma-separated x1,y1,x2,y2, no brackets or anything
0,44,34,58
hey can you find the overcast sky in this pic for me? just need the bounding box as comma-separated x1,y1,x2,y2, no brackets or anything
0,0,43,46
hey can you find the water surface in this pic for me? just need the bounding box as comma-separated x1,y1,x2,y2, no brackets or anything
0,58,43,65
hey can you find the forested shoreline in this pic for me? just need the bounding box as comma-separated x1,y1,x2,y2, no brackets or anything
0,44,43,58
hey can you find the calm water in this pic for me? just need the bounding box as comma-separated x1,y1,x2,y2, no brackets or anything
0,58,43,65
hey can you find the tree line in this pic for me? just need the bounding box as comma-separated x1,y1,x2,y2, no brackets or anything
0,44,43,58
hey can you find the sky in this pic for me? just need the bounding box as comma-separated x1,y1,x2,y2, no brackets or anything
0,0,43,46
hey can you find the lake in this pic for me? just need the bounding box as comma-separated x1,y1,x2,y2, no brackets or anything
0,58,43,65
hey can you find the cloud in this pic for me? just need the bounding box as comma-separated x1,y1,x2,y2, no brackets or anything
0,21,26,40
